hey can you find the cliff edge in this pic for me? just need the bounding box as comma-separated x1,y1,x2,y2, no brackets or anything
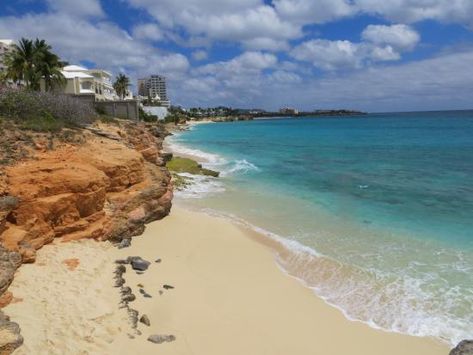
0,119,173,353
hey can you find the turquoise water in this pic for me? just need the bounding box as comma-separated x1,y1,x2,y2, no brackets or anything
169,111,473,345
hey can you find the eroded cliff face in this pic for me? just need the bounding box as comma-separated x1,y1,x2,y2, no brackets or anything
0,120,172,353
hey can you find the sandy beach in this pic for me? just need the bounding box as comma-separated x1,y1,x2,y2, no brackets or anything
4,206,448,354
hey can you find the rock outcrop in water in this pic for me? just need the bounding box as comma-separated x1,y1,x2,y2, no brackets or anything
450,340,473,355
0,120,173,353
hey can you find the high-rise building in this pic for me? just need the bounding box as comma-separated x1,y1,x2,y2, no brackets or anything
0,39,14,73
137,75,170,107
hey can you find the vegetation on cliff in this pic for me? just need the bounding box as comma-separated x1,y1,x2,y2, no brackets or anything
0,87,97,131
166,157,219,177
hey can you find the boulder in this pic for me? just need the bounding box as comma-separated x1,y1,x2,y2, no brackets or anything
0,311,23,354
139,314,150,326
147,334,176,344
450,340,473,355
127,256,151,271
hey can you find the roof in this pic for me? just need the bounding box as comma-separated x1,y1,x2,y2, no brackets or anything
61,70,94,79
63,65,88,72
88,69,112,77
0,39,14,46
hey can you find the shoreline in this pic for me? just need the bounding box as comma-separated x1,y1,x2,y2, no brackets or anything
4,207,449,354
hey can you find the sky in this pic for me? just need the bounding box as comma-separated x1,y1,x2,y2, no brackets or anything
0,0,473,112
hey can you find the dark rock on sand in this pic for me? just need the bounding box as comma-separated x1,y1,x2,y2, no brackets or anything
163,284,174,290
117,238,131,249
0,246,21,296
148,334,176,344
128,256,151,271
115,265,126,274
155,258,162,263
127,308,139,329
139,314,151,326
450,340,473,355
139,289,152,298
115,259,129,265
114,277,125,287
0,311,23,354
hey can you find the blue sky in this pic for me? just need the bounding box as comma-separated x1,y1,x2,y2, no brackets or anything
1,0,473,112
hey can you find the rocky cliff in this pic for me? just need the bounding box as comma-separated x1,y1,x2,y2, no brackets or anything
0,120,173,353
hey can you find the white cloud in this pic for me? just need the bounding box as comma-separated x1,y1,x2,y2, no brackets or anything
274,0,355,24
356,0,473,29
132,23,164,42
127,0,301,50
46,0,104,18
242,37,290,51
291,24,420,70
362,24,420,51
191,50,208,61
196,51,277,77
292,39,363,70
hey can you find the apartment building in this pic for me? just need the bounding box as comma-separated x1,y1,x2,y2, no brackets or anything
137,74,170,107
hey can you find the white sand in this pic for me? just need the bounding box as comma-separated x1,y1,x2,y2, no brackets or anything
5,207,449,355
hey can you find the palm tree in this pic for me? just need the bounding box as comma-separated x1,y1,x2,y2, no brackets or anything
33,39,66,91
4,38,36,89
113,74,130,100
4,38,65,90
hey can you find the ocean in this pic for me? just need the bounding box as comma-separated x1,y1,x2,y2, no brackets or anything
168,111,473,346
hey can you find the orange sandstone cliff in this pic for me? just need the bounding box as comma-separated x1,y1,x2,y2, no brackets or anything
0,120,173,353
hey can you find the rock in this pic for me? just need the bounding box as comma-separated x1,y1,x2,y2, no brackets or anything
115,265,126,274
450,340,473,355
0,311,23,354
127,308,139,328
122,293,136,303
0,246,21,296
163,284,174,290
117,238,131,249
136,271,144,275
139,314,150,326
139,289,152,298
158,290,163,295
115,259,129,265
127,257,151,271
0,292,13,309
155,258,162,263
147,334,176,344
114,277,125,287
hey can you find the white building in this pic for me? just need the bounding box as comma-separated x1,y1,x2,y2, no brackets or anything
0,39,14,73
137,75,170,107
43,65,120,101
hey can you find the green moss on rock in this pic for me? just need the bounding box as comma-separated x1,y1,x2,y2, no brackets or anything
166,157,219,177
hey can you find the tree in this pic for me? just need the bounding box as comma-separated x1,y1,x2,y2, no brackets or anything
113,74,130,100
33,39,67,91
4,38,65,90
4,38,36,89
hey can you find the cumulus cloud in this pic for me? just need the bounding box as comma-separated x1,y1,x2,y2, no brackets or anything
275,0,473,29
274,0,355,24
291,40,363,70
132,23,164,42
356,0,473,29
126,0,301,50
196,51,277,77
191,50,208,61
46,0,104,18
291,39,404,70
362,24,420,51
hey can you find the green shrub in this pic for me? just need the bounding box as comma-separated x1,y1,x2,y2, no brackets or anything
0,87,97,131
